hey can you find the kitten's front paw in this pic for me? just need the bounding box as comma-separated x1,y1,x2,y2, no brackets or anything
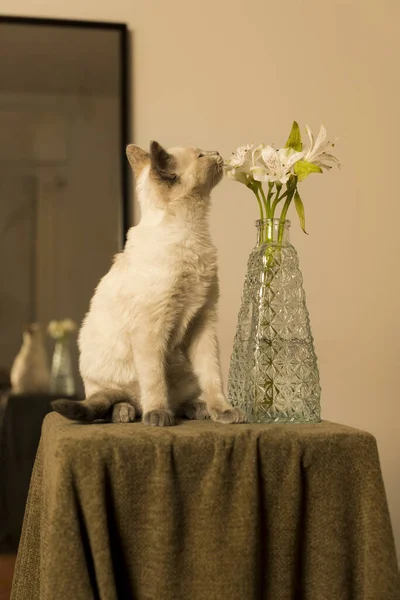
143,409,176,427
182,400,209,420
111,402,135,423
212,407,247,424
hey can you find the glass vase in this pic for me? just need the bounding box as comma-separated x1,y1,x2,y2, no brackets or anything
228,219,321,423
50,338,76,396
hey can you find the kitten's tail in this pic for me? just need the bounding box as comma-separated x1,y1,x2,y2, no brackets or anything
51,389,130,422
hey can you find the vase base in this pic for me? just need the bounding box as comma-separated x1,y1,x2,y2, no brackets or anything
241,404,322,424
249,416,322,424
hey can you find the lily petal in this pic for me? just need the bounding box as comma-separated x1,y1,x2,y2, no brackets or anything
312,123,327,155
232,170,249,184
318,153,341,166
279,174,291,184
286,150,304,170
252,166,269,182
251,144,264,167
305,125,314,149
261,145,280,174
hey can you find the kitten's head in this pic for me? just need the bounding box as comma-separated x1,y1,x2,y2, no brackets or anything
126,141,224,201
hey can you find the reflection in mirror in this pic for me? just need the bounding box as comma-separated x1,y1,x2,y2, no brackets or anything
0,18,129,397
0,17,130,555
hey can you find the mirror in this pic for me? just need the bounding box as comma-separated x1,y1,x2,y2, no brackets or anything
0,17,130,398
0,17,130,555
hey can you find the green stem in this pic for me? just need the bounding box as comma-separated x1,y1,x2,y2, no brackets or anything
250,186,264,243
267,183,274,213
248,184,264,220
271,187,290,218
259,185,271,242
259,185,270,218
278,188,296,244
264,184,275,242
254,188,264,221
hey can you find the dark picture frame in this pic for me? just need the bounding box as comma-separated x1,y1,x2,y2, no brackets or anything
0,14,131,243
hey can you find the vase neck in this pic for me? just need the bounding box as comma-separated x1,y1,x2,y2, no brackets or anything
256,219,291,246
55,337,70,347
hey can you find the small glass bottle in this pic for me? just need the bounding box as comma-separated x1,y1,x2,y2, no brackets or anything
50,337,76,396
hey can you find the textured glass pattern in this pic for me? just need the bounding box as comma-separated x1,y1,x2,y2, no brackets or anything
228,221,321,423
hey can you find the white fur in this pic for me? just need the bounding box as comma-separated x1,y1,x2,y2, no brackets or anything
78,144,245,424
11,324,50,394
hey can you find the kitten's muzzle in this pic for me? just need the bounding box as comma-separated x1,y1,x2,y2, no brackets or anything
212,158,224,185
215,155,224,167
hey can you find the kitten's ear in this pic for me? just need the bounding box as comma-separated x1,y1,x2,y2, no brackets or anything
126,144,150,176
24,323,38,336
150,141,177,182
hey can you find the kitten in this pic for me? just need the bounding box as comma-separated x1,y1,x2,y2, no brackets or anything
11,324,50,394
52,141,246,427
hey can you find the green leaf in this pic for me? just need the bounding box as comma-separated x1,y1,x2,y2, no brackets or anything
285,121,302,152
294,189,308,234
294,160,323,182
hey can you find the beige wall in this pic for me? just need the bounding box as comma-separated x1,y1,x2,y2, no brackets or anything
3,0,399,558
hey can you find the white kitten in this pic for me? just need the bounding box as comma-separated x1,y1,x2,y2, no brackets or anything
11,324,50,394
52,142,245,426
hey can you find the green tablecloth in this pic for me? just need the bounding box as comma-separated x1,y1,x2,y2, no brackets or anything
12,413,399,600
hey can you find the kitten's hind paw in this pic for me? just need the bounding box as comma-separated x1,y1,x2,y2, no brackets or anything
111,402,135,423
182,400,209,420
143,409,176,427
212,407,247,424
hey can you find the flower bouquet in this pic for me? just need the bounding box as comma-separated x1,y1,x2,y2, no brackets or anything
225,122,339,423
225,122,339,243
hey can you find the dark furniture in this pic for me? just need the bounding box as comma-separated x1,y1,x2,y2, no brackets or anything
0,393,76,552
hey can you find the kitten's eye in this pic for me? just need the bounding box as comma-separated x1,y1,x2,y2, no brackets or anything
198,153,204,158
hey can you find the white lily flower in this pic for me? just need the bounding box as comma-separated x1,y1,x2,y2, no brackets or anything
258,146,304,184
229,144,252,169
304,124,340,169
225,143,264,184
